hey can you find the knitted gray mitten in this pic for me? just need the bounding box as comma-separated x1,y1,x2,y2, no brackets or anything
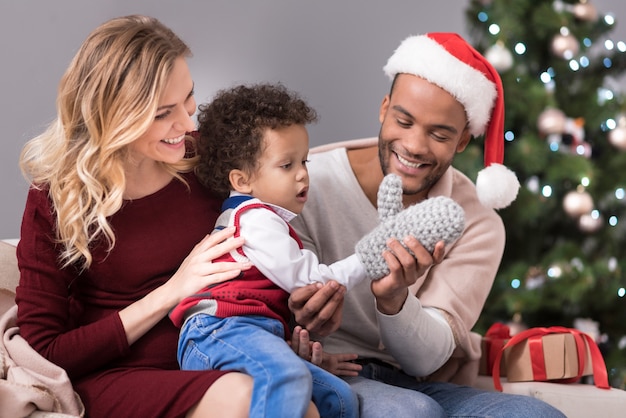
355,174,465,280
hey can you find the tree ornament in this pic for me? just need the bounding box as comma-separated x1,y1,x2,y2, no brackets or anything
579,212,603,232
563,189,594,217
485,41,513,72
551,30,579,59
545,116,591,157
573,1,599,22
608,116,626,151
537,107,567,135
564,117,591,157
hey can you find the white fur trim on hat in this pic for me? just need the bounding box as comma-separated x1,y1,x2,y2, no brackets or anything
383,35,497,138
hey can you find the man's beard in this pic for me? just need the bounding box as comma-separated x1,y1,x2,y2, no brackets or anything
378,134,452,197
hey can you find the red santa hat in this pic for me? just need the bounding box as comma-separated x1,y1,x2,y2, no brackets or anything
383,32,520,209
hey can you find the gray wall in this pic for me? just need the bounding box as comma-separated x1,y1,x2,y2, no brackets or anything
1,0,625,239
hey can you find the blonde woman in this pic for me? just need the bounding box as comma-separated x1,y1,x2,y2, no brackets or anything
16,15,319,418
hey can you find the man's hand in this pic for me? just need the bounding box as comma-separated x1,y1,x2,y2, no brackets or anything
288,281,345,336
372,237,445,315
355,176,464,280
290,326,361,376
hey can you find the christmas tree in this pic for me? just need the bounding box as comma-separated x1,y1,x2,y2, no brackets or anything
459,0,626,388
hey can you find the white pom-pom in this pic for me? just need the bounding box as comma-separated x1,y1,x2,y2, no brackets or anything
476,164,520,209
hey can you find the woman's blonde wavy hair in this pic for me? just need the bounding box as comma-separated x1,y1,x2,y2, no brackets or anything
19,15,195,270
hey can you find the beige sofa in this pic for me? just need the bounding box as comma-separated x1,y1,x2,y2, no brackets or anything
1,240,20,309
2,235,626,416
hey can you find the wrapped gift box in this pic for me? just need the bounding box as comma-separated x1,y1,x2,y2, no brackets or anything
505,332,593,382
479,323,510,376
484,325,610,392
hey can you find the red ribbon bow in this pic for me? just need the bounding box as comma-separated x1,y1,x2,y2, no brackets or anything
490,326,609,391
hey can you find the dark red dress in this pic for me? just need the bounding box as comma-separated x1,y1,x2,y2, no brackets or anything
15,173,231,418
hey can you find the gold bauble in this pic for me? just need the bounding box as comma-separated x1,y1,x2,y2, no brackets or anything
563,190,593,218
578,212,603,233
608,126,626,150
551,33,580,59
485,42,513,72
608,117,626,150
537,108,567,135
573,2,599,22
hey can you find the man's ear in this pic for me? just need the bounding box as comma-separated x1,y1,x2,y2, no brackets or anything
456,128,472,153
379,95,390,124
229,169,252,194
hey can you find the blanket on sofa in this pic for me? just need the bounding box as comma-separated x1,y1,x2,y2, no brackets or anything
0,289,84,418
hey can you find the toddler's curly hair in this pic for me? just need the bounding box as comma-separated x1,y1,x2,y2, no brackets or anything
195,83,318,199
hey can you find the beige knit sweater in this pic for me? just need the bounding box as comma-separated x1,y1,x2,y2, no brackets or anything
290,138,505,385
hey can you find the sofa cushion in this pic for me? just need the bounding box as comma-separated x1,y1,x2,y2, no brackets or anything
0,241,19,295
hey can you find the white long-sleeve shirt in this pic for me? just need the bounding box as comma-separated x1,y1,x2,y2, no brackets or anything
220,193,367,292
